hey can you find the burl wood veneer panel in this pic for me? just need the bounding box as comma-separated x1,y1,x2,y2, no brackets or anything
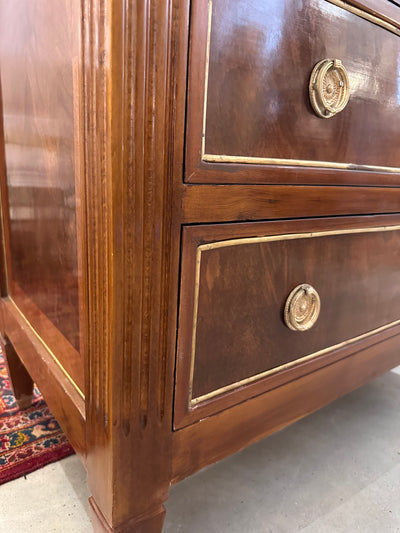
0,0,84,390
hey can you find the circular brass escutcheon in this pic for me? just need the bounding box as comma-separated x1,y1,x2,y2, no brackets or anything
309,59,350,118
284,284,321,331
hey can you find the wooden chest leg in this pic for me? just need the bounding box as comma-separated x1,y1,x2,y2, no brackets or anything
89,497,166,533
3,336,34,410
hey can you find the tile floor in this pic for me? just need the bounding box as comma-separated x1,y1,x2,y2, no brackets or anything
1,367,399,533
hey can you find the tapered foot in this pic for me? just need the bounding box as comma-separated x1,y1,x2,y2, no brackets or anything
3,337,34,410
89,497,166,533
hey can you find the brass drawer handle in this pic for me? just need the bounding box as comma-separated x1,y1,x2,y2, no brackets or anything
309,58,350,118
284,284,321,331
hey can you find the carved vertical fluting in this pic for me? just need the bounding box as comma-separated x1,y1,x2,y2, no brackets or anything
131,0,174,428
84,0,179,530
83,0,114,525
83,0,111,427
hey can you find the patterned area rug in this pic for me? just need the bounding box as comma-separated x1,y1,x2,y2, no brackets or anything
0,350,74,484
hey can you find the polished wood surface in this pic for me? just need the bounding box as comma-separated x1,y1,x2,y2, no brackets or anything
174,214,400,427
1,0,400,531
182,184,400,223
0,297,86,457
0,80,10,299
89,497,166,533
1,334,34,410
82,1,178,530
0,0,84,390
173,326,400,482
182,222,400,401
348,0,400,26
186,0,400,184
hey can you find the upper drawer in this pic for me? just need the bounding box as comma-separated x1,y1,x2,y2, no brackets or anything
185,0,400,185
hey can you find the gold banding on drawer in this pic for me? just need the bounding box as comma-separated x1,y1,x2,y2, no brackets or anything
174,220,400,426
186,0,400,183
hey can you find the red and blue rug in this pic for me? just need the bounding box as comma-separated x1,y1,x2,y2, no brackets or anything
0,350,74,484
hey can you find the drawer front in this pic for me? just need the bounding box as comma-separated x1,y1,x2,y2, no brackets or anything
174,218,400,427
186,0,400,184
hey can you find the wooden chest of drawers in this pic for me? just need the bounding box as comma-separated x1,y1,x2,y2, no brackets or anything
0,0,399,531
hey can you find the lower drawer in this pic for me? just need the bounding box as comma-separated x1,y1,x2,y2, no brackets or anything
174,216,400,428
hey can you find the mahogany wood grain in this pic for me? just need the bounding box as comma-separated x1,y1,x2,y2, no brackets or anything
89,498,166,533
186,164,400,187
1,334,34,410
193,229,400,396
1,297,85,459
0,0,83,359
347,0,400,26
82,0,180,530
176,323,400,429
174,214,400,426
0,0,400,531
189,223,398,384
172,327,400,483
0,79,12,300
7,284,85,393
182,184,400,223
186,0,400,184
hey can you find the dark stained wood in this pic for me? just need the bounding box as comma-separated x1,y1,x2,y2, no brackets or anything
347,0,400,26
187,164,400,187
89,498,166,533
1,0,400,531
1,334,34,410
174,214,400,427
183,221,400,397
1,297,86,459
0,78,12,299
0,0,83,361
8,283,85,393
194,229,400,396
172,327,400,482
82,0,180,531
186,0,400,184
176,322,400,429
182,184,400,223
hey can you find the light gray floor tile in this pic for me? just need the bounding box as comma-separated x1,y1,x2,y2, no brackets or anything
165,370,400,532
301,464,400,533
0,455,91,532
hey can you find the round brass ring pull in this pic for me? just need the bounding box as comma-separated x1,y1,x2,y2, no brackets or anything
284,284,321,331
309,59,350,118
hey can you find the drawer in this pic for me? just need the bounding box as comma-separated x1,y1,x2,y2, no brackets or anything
185,0,400,185
174,217,400,427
